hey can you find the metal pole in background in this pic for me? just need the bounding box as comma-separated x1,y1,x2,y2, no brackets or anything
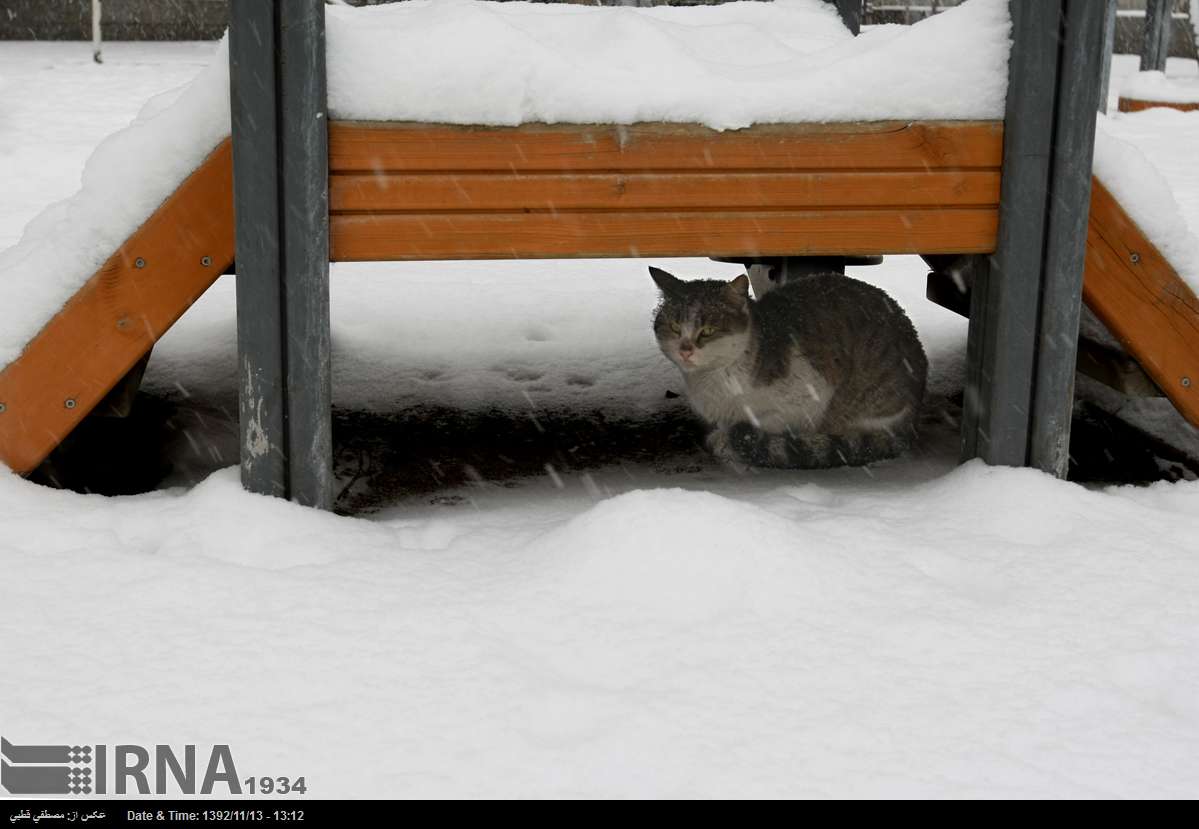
1098,0,1118,113
229,1,332,509
1141,0,1174,72
825,0,863,34
91,0,102,64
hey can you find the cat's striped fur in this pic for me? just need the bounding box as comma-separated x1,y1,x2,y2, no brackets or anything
650,267,927,469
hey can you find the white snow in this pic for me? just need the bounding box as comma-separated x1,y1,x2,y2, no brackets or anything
1095,110,1199,293
1119,70,1199,104
5,454,1199,797
4,40,1199,798
0,40,231,366
1105,54,1199,113
1093,56,1199,293
325,0,1011,127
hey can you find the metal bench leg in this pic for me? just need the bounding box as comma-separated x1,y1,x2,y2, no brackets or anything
229,0,332,508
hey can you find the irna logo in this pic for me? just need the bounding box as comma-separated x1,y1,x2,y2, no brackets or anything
1,737,242,795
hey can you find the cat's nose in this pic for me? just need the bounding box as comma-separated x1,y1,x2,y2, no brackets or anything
678,342,695,360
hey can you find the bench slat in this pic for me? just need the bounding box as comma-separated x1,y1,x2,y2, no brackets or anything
329,171,1001,213
329,121,1004,173
330,208,998,260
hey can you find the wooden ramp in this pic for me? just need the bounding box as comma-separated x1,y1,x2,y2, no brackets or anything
0,121,1196,475
0,140,235,475
1084,180,1199,425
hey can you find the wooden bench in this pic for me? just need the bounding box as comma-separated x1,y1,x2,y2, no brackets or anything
326,121,1002,261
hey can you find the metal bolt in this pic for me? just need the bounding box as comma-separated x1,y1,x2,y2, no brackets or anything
201,256,212,267
1130,252,1141,265
1183,377,1192,389
64,398,77,410
135,257,146,269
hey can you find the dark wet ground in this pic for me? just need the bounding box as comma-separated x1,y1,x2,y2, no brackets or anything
31,386,1199,515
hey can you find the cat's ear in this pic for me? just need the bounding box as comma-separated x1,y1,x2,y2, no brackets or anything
726,274,750,304
649,266,682,294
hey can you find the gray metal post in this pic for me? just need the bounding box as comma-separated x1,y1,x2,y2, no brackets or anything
963,0,1105,478
91,0,102,63
1028,0,1107,477
279,2,333,509
1098,0,1118,113
229,1,332,509
1141,0,1174,72
825,0,862,35
963,0,1061,467
230,2,285,500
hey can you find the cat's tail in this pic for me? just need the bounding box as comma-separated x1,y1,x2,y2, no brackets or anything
728,422,917,469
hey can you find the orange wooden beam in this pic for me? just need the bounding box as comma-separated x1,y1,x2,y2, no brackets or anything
1117,98,1199,114
1084,179,1199,426
0,140,235,474
330,170,1002,213
328,120,1005,173
328,120,1003,261
330,208,999,261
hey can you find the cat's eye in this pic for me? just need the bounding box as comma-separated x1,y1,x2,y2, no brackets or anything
669,322,682,334
698,326,716,337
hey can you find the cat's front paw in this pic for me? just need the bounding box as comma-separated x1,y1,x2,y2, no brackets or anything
706,428,749,474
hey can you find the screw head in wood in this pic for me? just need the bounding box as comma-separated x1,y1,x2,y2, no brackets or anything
201,256,212,267
0,402,6,413
135,257,146,268
116,317,129,330
1183,377,1192,388
64,398,77,409
1130,252,1141,264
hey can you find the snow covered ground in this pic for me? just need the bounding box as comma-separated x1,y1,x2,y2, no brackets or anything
2,41,1199,798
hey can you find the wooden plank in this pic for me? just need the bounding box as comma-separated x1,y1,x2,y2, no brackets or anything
329,170,1001,213
330,208,998,261
1118,98,1199,114
1084,180,1199,427
328,121,1004,173
0,140,235,475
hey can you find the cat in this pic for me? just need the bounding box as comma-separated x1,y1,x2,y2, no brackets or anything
649,266,928,469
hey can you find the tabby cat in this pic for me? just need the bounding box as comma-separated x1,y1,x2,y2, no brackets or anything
649,266,927,469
